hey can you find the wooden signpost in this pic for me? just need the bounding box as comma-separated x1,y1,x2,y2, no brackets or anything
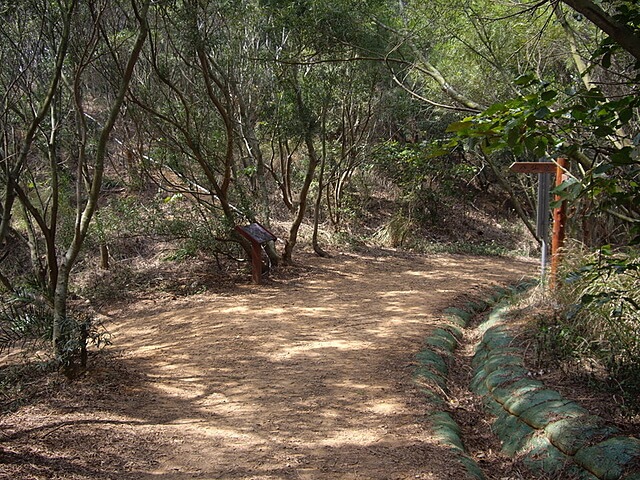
510,158,569,289
234,222,277,285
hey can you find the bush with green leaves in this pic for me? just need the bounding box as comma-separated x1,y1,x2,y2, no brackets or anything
434,14,640,409
542,245,640,410
373,140,478,226
564,247,639,366
0,289,109,371
440,70,640,247
91,193,238,262
0,290,52,353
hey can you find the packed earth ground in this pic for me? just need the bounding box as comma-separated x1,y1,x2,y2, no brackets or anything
1,249,607,480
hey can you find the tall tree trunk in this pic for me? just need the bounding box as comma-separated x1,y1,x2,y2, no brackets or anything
52,261,71,352
312,109,330,258
283,141,318,265
52,0,150,352
282,72,320,265
481,152,539,243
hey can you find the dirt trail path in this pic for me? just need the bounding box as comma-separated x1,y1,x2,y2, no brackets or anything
1,251,534,480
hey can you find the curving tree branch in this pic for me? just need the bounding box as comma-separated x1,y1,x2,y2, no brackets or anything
559,0,640,60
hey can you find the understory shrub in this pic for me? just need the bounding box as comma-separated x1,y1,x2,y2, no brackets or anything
541,244,640,412
92,193,238,263
0,289,110,372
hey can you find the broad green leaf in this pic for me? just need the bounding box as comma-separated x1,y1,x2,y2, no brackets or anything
618,106,634,124
446,120,474,133
594,164,614,175
594,125,614,137
611,147,635,165
514,73,536,86
541,90,557,101
534,106,550,119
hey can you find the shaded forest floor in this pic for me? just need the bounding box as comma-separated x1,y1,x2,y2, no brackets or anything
1,250,537,479
3,249,637,479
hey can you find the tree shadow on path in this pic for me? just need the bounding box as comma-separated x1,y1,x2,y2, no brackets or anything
1,251,536,479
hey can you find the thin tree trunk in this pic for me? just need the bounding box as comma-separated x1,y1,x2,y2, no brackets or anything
282,70,321,265
312,109,331,258
482,152,540,243
52,0,150,351
283,142,318,265
100,244,110,270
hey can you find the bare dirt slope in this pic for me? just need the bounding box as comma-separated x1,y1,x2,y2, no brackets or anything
1,251,535,480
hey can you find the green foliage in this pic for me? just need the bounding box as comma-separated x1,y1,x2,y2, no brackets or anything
372,210,414,248
439,72,640,246
93,196,145,242
593,0,640,69
541,245,640,411
0,290,52,353
0,289,109,369
91,193,237,265
373,140,477,224
443,75,558,158
260,0,390,54
54,313,110,372
155,196,235,257
389,0,571,106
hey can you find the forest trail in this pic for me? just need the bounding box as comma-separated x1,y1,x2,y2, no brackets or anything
1,251,535,479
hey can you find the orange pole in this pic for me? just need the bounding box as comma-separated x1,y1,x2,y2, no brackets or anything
550,158,568,290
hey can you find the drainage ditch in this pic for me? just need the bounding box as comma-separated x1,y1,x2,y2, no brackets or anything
415,284,640,480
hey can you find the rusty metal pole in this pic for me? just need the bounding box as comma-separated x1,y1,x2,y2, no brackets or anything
550,158,569,290
251,242,262,285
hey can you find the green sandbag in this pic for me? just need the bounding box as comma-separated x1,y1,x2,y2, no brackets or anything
492,378,545,406
545,415,620,456
445,322,465,340
483,396,504,418
484,366,529,392
414,367,447,392
443,307,472,324
425,328,458,352
482,327,514,350
470,367,488,394
467,300,489,313
519,399,588,429
471,346,522,370
416,387,446,408
493,413,535,456
430,411,464,451
562,464,601,480
483,354,525,375
503,388,563,417
574,437,640,480
471,348,490,369
458,454,486,480
521,435,568,476
416,349,448,376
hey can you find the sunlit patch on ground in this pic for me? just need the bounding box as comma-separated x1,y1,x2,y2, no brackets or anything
0,251,535,479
